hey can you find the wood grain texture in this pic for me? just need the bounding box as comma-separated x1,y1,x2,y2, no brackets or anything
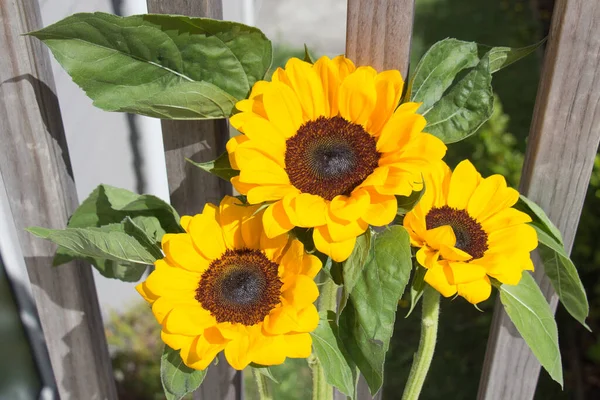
345,1,415,399
346,0,415,76
478,0,600,399
145,1,240,399
0,0,117,399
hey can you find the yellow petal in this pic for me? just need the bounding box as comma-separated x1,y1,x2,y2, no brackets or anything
361,188,397,226
325,211,368,242
185,334,225,370
424,262,457,297
313,56,341,117
283,58,326,119
285,193,328,227
447,160,481,209
487,224,538,253
415,246,439,269
375,167,416,197
358,166,389,188
263,305,308,335
367,70,404,135
439,245,472,262
376,108,426,153
338,66,377,126
457,276,492,304
446,261,488,285
217,196,247,249
240,211,263,250
237,149,290,185
144,260,199,298
163,305,216,336
224,335,253,370
136,282,158,303
481,207,532,232
240,118,287,167
226,134,249,170
332,55,356,77
263,81,304,138
313,225,356,262
188,214,227,260
481,256,525,285
262,200,294,238
152,296,197,324
423,225,456,250
282,333,313,358
180,215,193,232
250,335,287,366
260,230,290,262
282,274,319,309
161,330,193,351
301,253,322,279
230,176,257,195
467,175,517,221
329,189,370,222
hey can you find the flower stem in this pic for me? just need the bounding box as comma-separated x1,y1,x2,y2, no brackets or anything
312,276,336,400
401,285,441,400
253,368,273,400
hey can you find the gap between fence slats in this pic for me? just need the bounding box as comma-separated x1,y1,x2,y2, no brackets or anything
344,1,416,399
144,1,239,399
478,0,600,398
0,0,118,398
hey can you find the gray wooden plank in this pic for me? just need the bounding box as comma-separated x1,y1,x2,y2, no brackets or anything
345,1,415,398
0,0,118,399
145,1,239,399
477,0,600,398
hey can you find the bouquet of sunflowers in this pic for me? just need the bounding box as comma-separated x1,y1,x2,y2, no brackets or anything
28,12,588,400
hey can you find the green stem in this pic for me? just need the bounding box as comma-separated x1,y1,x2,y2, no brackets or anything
253,368,273,400
312,276,336,400
401,285,441,400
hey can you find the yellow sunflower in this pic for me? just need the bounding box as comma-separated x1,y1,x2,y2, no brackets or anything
136,196,322,370
403,160,537,304
227,56,447,262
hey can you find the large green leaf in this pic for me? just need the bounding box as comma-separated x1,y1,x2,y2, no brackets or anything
29,12,272,119
535,228,590,330
424,55,493,143
161,346,207,400
187,151,239,181
514,195,563,244
497,272,563,386
338,226,412,395
311,311,356,398
339,230,372,312
408,39,479,114
28,224,161,265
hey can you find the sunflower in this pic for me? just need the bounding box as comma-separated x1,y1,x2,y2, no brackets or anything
136,196,322,370
227,56,447,262
403,160,537,304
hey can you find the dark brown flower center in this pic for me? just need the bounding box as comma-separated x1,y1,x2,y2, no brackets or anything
195,248,282,325
425,206,488,260
285,116,380,201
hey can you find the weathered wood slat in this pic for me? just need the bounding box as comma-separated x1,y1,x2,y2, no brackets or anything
346,0,415,75
0,0,117,399
145,1,239,399
478,0,600,398
345,1,415,399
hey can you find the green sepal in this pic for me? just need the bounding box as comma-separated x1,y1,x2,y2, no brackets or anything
405,263,427,318
249,363,279,383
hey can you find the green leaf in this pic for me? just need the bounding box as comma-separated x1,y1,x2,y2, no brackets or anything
186,152,239,181
338,226,412,395
514,195,563,244
408,38,479,114
424,54,494,143
64,184,182,239
161,346,207,400
27,224,161,266
311,311,356,398
406,264,427,318
535,227,589,330
497,272,563,386
29,12,272,119
396,184,425,216
340,230,372,312
480,39,545,74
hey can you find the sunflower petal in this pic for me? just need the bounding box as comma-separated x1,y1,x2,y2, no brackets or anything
313,225,356,262
188,214,227,260
338,66,378,126
283,58,326,119
367,70,404,135
262,200,294,238
361,188,397,226
456,276,492,304
447,160,481,209
263,81,304,138
424,262,457,297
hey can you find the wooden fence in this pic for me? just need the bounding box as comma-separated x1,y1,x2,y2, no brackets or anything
0,0,598,399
